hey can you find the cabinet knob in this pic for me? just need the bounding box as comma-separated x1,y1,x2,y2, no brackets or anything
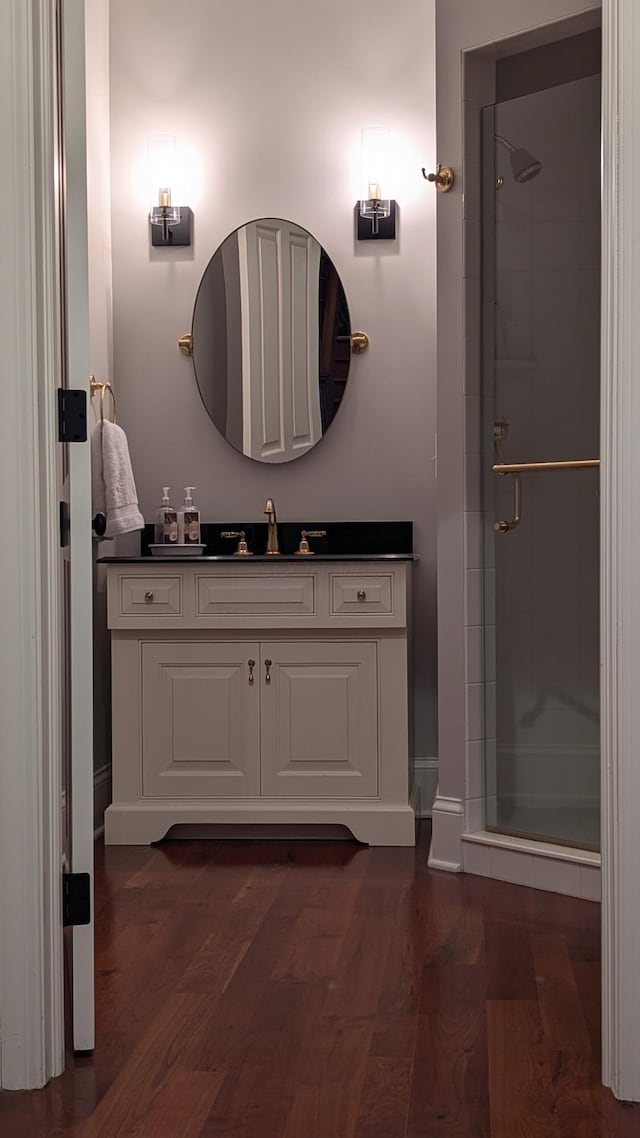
144,591,154,604
265,658,272,684
248,659,255,684
357,589,367,602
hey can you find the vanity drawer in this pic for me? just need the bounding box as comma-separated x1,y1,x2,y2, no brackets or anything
119,576,182,617
197,574,316,616
330,573,393,616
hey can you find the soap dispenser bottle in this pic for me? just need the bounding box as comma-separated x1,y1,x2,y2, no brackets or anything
179,487,201,544
155,487,178,544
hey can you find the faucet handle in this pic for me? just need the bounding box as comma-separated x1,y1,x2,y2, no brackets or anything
295,529,327,556
220,529,253,556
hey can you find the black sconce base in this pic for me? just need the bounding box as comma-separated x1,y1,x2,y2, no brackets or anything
150,206,193,247
355,200,397,241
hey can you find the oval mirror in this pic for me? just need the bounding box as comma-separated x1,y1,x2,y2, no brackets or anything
191,218,351,463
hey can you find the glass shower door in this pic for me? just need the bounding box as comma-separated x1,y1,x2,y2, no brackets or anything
482,75,601,850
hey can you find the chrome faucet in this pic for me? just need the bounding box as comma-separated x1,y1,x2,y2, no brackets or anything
264,498,280,555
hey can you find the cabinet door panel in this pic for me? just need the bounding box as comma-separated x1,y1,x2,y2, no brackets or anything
142,642,260,797
260,641,378,797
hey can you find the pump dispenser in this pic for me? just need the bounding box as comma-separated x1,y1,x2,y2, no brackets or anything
179,486,201,544
155,487,178,544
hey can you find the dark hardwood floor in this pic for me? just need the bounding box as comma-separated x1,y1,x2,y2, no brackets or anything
0,824,635,1137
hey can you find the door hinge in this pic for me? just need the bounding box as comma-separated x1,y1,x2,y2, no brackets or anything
58,388,88,443
59,499,70,548
63,872,91,926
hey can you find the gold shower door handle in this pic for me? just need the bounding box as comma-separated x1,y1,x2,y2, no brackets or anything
494,471,522,533
492,458,599,533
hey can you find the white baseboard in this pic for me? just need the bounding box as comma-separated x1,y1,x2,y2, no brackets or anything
413,757,438,817
428,792,464,871
93,764,112,839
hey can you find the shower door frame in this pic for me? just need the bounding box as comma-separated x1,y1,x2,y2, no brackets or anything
432,0,640,1102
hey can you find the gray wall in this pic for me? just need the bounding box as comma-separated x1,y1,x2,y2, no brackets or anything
108,0,438,757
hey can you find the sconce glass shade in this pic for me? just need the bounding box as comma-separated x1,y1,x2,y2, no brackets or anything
148,135,181,238
359,126,392,235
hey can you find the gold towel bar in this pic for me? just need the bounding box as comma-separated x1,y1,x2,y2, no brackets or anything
493,459,599,473
89,376,117,424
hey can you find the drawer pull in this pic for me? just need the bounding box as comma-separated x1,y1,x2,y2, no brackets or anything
265,658,272,684
248,659,255,684
357,590,367,602
144,591,154,604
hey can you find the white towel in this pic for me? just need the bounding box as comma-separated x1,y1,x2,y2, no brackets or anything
91,420,144,538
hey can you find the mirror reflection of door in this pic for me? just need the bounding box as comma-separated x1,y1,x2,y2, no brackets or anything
239,220,321,461
191,218,351,464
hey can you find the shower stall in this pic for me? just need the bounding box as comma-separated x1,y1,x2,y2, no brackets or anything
481,72,601,850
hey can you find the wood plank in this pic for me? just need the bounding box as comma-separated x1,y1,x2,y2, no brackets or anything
352,1056,412,1138
407,963,490,1138
487,999,561,1138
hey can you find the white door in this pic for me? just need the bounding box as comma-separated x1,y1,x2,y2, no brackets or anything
58,0,95,1053
260,641,379,797
142,642,261,797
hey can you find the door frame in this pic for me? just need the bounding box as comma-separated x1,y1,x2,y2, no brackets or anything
0,0,65,1089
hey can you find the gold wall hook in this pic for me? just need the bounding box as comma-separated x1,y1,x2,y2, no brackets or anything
422,164,455,192
178,333,193,356
351,331,369,354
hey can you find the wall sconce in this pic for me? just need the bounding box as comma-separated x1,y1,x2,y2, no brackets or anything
356,126,397,241
148,133,192,247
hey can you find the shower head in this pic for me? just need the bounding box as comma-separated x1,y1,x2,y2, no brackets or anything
495,134,542,183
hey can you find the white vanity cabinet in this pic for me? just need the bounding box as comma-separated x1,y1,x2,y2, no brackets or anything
104,559,416,845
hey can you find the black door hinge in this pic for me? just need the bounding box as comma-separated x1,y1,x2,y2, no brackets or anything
59,500,70,548
63,872,91,926
58,388,88,443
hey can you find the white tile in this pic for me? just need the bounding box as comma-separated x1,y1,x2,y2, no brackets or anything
485,681,496,739
465,568,483,626
484,569,496,625
464,396,481,454
462,840,492,877
465,452,482,510
484,628,496,681
466,797,484,832
463,220,481,279
463,160,481,221
466,739,485,800
463,99,481,165
465,682,484,741
465,624,483,683
465,277,481,340
490,846,534,887
464,511,483,570
533,857,581,897
464,337,481,396
578,865,601,903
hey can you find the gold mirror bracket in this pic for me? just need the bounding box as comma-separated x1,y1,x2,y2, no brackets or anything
178,333,193,356
422,164,455,193
351,331,369,355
